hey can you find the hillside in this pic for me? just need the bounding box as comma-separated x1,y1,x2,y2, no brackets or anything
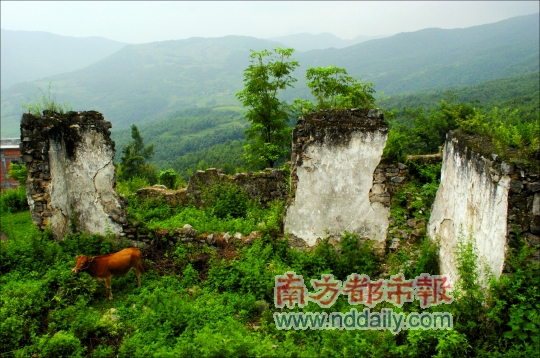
0,29,127,90
1,14,538,137
112,107,248,177
380,71,540,120
0,36,281,136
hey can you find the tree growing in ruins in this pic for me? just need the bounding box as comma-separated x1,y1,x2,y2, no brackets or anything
118,124,156,182
292,66,376,115
236,47,299,169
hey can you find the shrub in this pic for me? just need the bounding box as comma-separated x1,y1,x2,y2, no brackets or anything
20,331,85,358
127,196,172,224
116,176,150,197
0,186,28,212
157,168,180,189
203,182,249,219
7,163,28,184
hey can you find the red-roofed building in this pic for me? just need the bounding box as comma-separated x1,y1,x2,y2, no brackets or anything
1,138,22,189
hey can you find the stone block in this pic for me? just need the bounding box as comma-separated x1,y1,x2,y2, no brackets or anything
389,238,400,250
182,224,197,237
509,180,524,194
371,184,385,195
524,233,540,247
533,193,540,216
21,154,33,162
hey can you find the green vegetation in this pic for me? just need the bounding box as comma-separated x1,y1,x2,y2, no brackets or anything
457,106,540,161
379,72,540,122
0,163,29,213
125,181,285,237
156,169,183,190
1,193,538,356
112,108,247,180
7,163,27,185
236,47,298,169
21,82,72,117
383,85,540,164
118,124,156,183
0,186,28,213
302,66,375,110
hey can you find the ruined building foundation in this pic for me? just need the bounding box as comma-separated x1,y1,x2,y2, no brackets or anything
429,130,540,285
284,109,390,247
21,111,127,240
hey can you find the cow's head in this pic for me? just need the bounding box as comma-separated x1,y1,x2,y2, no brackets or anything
72,255,93,273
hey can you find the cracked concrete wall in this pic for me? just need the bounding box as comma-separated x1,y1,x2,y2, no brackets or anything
21,110,126,240
428,131,511,286
284,109,388,247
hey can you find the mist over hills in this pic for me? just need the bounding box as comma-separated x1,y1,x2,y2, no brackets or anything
268,33,388,52
291,13,539,96
1,13,538,137
0,29,127,90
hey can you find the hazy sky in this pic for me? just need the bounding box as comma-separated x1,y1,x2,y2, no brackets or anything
1,1,539,43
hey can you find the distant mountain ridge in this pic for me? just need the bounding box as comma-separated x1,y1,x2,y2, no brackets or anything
0,29,127,89
291,13,539,96
269,33,388,52
1,13,538,137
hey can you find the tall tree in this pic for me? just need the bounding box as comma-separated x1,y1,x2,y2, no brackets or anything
119,124,155,181
236,47,299,169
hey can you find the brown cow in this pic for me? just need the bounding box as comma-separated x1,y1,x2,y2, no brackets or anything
72,247,145,300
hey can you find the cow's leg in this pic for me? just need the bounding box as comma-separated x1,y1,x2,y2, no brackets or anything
104,277,113,300
134,267,141,287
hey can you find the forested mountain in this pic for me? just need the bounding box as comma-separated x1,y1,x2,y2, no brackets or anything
112,107,248,178
1,13,538,137
268,33,388,52
112,71,539,177
380,72,540,120
0,29,127,90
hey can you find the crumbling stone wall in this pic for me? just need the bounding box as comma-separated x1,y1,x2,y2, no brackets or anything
284,109,390,247
428,130,539,286
20,110,127,240
136,167,288,208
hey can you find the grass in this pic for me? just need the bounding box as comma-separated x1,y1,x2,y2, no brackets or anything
0,210,40,241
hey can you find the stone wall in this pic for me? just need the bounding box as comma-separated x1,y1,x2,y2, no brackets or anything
20,110,127,240
428,130,539,286
136,167,288,208
284,109,390,247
